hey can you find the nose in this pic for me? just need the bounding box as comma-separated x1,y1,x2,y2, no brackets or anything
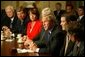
43,22,45,26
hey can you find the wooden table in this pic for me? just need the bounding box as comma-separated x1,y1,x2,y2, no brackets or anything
1,39,50,56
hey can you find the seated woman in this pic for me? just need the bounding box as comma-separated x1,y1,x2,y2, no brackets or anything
23,8,42,46
60,14,75,56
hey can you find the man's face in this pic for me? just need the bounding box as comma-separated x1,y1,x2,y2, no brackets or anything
77,8,84,16
66,6,72,13
17,11,25,20
42,17,50,31
60,17,68,30
56,4,61,11
5,9,14,18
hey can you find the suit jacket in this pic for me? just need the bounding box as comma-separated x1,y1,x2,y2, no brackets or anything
15,17,29,35
77,16,84,24
77,16,84,31
1,16,17,33
73,41,84,56
67,41,84,56
54,10,65,24
60,36,75,56
34,25,65,56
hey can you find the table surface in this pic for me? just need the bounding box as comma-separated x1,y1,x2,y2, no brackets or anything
1,38,51,56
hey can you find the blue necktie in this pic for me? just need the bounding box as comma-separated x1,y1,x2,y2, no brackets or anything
44,31,50,43
10,21,12,29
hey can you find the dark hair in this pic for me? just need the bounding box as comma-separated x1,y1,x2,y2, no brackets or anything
28,8,39,19
32,3,37,8
67,21,83,41
66,4,73,9
56,3,62,6
16,6,26,14
78,6,84,11
61,14,71,24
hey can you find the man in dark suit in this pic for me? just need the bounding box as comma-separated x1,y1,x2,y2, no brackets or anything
25,8,65,56
77,6,84,31
15,6,29,35
1,5,17,33
54,3,65,25
64,4,78,21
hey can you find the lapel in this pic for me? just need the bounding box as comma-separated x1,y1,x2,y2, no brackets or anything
75,41,84,56
48,25,59,43
40,25,57,45
59,31,67,55
61,37,66,55
80,16,84,23
65,40,75,56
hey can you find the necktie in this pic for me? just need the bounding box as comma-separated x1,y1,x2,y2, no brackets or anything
44,31,50,43
77,46,79,55
10,21,12,29
73,43,79,56
41,31,51,44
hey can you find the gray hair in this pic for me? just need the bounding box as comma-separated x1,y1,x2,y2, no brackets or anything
41,7,56,22
5,5,14,12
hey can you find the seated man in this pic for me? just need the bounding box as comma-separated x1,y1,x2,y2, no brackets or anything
24,7,65,56
16,6,29,35
1,5,17,33
66,21,84,56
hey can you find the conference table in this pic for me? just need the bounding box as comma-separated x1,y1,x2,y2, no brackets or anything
1,38,51,56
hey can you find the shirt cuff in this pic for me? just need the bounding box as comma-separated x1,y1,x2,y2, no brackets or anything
35,48,40,52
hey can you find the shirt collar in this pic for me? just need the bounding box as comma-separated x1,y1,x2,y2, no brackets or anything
11,17,14,22
76,41,81,47
48,27,54,34
79,15,84,20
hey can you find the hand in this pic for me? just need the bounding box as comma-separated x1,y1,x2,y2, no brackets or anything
29,42,38,52
22,35,27,42
24,38,33,47
2,26,9,30
24,40,29,46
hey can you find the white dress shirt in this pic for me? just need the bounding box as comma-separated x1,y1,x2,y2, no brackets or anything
77,15,84,21
64,34,70,55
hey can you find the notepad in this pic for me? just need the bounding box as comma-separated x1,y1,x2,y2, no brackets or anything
5,39,14,42
17,48,34,53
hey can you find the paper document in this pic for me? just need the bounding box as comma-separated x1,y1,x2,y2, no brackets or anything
17,48,34,53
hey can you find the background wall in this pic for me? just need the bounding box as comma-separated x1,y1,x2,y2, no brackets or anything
1,1,66,12
1,1,17,9
36,1,66,12
1,1,84,13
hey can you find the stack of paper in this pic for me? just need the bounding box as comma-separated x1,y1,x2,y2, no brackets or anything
5,39,14,42
17,48,34,53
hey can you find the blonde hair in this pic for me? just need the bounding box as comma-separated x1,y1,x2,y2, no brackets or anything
5,5,14,12
41,7,56,22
